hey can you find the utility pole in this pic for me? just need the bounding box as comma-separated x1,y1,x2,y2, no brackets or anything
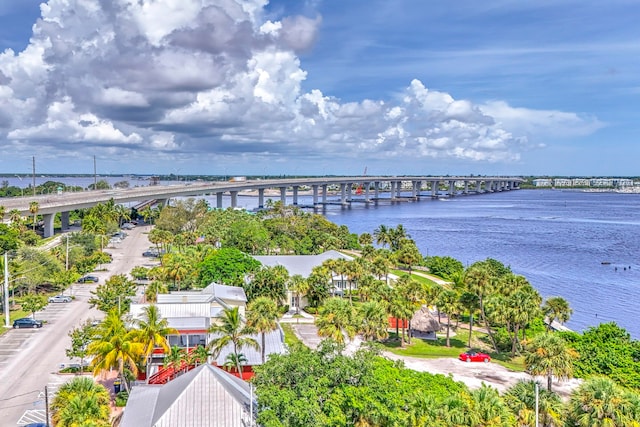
44,385,50,427
93,155,97,189
65,235,69,271
32,156,36,196
535,381,539,427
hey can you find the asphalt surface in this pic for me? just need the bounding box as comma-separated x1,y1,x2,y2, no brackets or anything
0,224,155,426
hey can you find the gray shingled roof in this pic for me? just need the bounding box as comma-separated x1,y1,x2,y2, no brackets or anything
120,364,256,427
253,250,353,277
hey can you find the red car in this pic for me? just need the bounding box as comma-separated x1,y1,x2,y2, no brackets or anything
459,350,491,363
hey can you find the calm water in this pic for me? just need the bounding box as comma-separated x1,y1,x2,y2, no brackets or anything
325,190,640,338
4,176,638,337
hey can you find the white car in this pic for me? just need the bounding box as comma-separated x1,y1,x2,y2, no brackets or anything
48,295,72,303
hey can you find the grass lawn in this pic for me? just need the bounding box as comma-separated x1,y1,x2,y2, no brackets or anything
280,324,303,347
390,269,439,287
383,330,526,372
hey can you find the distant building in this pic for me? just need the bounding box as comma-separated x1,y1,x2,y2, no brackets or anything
553,178,572,187
572,178,590,187
532,179,553,187
590,178,614,187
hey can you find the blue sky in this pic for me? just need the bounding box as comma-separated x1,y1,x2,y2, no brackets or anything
0,0,637,176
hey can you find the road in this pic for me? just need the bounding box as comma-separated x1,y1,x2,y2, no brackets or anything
0,224,155,426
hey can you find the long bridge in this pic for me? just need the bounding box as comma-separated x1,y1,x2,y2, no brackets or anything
0,176,522,237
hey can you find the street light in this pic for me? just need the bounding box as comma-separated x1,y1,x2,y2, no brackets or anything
14,175,24,197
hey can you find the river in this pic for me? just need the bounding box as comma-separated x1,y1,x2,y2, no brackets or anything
3,176,638,337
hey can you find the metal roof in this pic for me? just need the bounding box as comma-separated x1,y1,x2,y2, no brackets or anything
130,303,212,319
120,364,256,427
252,250,353,277
211,326,287,366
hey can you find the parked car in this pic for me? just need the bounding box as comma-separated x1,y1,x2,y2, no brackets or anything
121,222,136,230
13,318,43,329
78,275,99,283
142,250,159,257
48,295,72,303
459,350,491,363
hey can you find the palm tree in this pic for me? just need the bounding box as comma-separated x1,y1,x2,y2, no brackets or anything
51,377,111,427
469,384,515,426
189,344,210,367
0,205,5,220
542,296,573,330
223,353,248,376
503,380,562,427
566,376,640,427
164,345,187,377
458,291,480,348
288,274,309,314
207,307,258,374
315,297,358,345
87,310,144,392
436,289,460,347
28,201,39,231
358,300,389,341
134,305,178,376
8,208,23,229
524,333,578,392
465,264,499,352
246,296,280,364
373,224,392,248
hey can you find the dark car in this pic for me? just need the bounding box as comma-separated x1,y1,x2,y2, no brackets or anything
24,424,47,427
13,318,43,329
78,275,99,283
459,350,491,363
142,250,159,257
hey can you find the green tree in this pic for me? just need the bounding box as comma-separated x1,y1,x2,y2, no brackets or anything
543,296,573,330
207,307,258,374
66,320,96,373
358,300,389,341
50,377,111,427
425,256,465,279
525,333,578,392
134,304,178,376
28,201,39,231
88,274,137,314
373,224,392,248
21,294,46,320
469,384,515,427
88,310,144,392
566,376,640,427
465,264,499,352
315,297,358,345
245,264,289,303
288,274,309,314
436,289,460,347
246,296,280,364
504,379,563,427
197,247,260,287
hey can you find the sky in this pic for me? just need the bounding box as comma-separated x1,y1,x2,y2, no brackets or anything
0,0,638,177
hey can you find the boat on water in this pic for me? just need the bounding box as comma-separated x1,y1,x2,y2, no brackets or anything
601,261,612,265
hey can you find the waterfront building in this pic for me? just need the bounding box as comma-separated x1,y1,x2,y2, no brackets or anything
532,179,553,187
553,178,572,187
572,178,590,186
590,178,614,187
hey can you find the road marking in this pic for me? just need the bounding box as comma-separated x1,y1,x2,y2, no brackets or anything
17,409,46,425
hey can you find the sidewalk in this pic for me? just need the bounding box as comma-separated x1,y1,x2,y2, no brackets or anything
280,308,315,324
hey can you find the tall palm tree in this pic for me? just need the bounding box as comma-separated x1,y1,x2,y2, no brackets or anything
51,377,111,427
0,205,5,220
566,376,640,427
189,344,210,367
503,380,562,427
543,296,573,330
315,297,358,345
469,384,515,426
436,289,460,347
358,300,389,341
28,201,39,231
207,307,258,374
288,274,309,314
458,291,480,348
8,208,23,229
246,296,280,364
87,310,144,392
465,264,499,352
524,333,578,392
373,224,392,248
134,304,178,376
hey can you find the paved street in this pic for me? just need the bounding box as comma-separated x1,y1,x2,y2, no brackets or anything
0,224,155,426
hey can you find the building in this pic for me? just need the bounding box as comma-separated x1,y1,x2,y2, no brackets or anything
120,364,256,427
252,250,354,308
128,283,286,381
532,179,553,187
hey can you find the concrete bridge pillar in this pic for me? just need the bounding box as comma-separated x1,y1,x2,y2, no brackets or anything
230,191,238,208
340,183,347,205
312,185,319,206
346,183,353,203
322,184,328,204
216,193,223,209
397,181,403,198
156,199,168,207
279,187,287,205
258,189,265,209
431,180,439,198
449,181,455,197
374,182,380,200
60,211,70,230
486,181,493,192
389,181,396,199
476,181,482,193
463,181,469,195
292,186,299,205
43,213,55,238
363,182,370,202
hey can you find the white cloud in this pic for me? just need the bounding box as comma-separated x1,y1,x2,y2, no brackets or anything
0,0,603,171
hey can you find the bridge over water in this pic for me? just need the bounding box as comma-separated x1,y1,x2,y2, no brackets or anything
0,176,522,237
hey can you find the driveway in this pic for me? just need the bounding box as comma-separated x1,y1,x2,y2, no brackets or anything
290,324,581,399
0,224,154,426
